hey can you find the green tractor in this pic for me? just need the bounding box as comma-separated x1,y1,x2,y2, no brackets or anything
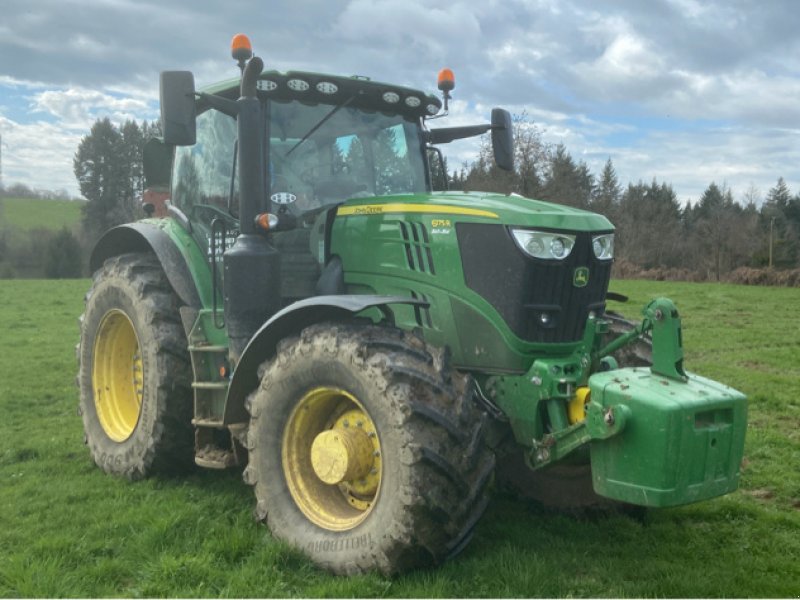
78,35,747,575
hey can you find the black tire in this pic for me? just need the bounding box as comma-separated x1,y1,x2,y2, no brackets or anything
244,322,495,575
495,450,617,511
496,310,653,510
78,253,193,479
603,310,653,368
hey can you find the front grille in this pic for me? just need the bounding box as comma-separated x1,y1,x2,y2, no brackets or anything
456,223,612,343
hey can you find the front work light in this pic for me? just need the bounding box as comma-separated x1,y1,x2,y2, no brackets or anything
511,229,575,260
592,234,614,260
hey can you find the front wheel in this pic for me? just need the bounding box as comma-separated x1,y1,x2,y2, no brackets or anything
244,323,495,575
77,253,193,479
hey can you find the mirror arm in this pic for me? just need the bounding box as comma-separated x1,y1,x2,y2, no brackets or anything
196,92,239,118
426,124,491,145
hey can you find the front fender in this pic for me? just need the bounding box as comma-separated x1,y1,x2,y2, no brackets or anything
90,222,202,309
223,294,428,424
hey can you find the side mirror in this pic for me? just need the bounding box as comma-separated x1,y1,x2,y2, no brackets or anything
160,71,196,146
491,108,514,171
143,138,174,188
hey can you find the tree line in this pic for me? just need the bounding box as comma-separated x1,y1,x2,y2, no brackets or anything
75,118,161,240
0,118,156,279
0,186,83,279
443,116,799,281
2,115,798,283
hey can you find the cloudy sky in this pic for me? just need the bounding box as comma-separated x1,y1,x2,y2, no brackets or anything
1,0,799,204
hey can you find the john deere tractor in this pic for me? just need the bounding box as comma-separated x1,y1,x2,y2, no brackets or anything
78,35,747,575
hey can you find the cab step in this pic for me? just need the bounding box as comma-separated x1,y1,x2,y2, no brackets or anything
187,310,239,469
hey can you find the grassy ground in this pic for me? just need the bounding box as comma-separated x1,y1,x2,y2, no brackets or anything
0,279,798,597
0,197,83,231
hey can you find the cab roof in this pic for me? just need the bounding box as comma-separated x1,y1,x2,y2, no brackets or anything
200,70,442,120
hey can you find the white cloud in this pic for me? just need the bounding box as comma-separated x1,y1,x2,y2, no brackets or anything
0,82,156,197
31,88,153,130
0,116,83,196
1,0,799,206
573,124,800,204
336,0,481,53
67,34,114,59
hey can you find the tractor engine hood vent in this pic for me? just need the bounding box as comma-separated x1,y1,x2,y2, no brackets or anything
398,221,435,275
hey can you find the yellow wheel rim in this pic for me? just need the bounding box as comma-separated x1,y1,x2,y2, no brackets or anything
92,310,143,442
282,387,382,531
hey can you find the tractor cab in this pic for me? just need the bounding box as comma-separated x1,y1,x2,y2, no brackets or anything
170,71,438,226
159,65,512,313
164,72,439,309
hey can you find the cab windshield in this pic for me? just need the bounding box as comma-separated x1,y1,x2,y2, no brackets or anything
269,100,427,216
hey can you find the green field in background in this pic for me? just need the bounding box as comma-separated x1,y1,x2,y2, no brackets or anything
0,197,83,231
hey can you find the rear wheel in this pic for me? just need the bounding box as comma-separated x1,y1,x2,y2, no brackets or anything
78,253,193,479
245,322,495,575
497,311,652,511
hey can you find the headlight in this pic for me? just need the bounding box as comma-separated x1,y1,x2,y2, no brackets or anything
592,234,614,260
511,229,575,260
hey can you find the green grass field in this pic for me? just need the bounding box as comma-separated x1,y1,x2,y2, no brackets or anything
0,279,798,597
0,197,83,231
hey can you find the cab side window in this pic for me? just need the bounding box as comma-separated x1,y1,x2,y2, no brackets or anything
370,123,418,195
171,109,238,226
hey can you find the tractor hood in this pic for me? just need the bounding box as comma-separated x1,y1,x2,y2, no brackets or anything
336,191,614,232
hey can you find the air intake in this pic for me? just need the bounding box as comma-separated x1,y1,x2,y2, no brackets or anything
398,222,436,274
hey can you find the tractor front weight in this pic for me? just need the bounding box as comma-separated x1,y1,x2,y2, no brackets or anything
487,297,747,508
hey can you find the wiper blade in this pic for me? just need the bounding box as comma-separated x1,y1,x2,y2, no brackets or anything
286,94,357,157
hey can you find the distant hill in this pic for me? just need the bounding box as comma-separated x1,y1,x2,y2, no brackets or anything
0,197,84,232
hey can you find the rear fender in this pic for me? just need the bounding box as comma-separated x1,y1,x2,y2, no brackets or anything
223,295,428,424
90,222,202,309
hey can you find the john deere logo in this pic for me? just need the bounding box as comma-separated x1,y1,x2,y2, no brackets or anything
573,267,589,287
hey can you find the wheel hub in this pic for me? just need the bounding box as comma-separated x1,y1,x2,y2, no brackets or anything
310,427,374,485
282,388,382,531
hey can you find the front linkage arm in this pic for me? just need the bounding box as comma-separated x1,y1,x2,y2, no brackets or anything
529,297,689,469
487,298,688,470
598,297,687,382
